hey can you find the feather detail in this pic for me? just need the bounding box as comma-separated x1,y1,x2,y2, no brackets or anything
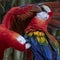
45,31,60,55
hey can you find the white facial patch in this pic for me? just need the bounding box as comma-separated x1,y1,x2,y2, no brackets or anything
16,35,26,44
36,12,49,20
42,5,51,12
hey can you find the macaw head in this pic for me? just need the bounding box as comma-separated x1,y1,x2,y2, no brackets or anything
25,5,53,32
33,5,53,31
36,5,53,25
38,2,60,31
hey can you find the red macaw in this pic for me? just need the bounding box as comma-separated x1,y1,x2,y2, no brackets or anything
0,5,37,60
0,4,41,60
24,4,60,60
23,3,60,60
0,2,60,60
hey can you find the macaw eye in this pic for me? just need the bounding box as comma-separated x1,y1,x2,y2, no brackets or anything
36,12,49,21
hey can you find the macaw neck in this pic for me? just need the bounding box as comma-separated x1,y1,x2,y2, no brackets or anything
2,13,15,29
25,16,48,32
2,7,21,29
2,5,34,29
25,12,53,32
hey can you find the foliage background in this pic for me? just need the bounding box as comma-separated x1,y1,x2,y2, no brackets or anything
0,0,60,60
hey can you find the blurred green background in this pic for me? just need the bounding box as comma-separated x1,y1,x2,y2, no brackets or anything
0,0,60,60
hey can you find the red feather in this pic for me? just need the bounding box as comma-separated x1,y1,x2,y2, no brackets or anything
0,4,36,60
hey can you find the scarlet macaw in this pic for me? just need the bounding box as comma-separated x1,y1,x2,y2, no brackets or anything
0,4,41,60
24,5,60,60
0,2,60,60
